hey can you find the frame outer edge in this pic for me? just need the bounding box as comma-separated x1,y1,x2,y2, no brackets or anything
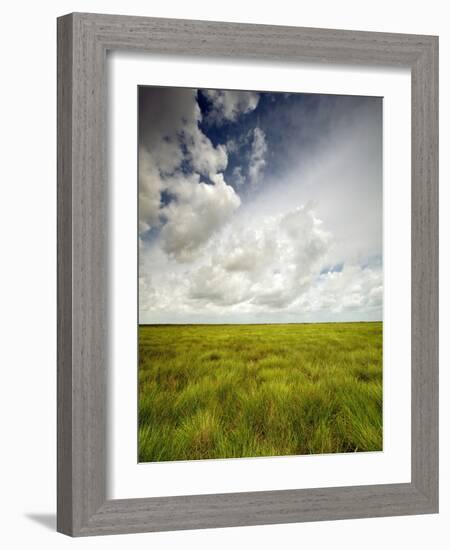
57,13,74,536
410,36,439,509
77,484,428,536
58,12,109,536
73,11,427,66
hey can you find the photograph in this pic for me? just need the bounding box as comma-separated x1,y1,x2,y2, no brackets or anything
137,85,383,462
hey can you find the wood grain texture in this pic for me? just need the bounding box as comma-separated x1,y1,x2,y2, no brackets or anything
57,13,74,535
58,12,108,535
57,12,439,536
410,36,439,506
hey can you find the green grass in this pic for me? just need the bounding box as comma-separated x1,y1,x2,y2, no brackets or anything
138,322,382,462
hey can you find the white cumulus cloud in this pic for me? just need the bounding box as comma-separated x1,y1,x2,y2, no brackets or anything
204,90,260,124
159,173,240,262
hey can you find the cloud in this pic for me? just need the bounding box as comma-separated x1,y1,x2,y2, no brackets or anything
139,87,197,173
159,173,240,262
138,147,163,233
231,166,246,186
189,265,250,306
138,87,230,234
179,207,331,310
297,264,383,315
184,127,228,178
139,197,382,321
226,130,253,157
248,127,267,186
204,90,260,124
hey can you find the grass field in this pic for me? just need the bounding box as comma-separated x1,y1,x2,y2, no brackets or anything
138,322,382,462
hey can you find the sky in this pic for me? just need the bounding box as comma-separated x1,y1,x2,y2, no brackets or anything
138,86,382,324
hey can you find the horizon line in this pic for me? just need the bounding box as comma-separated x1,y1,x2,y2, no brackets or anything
139,320,382,326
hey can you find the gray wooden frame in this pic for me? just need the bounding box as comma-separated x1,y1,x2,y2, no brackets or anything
57,12,438,537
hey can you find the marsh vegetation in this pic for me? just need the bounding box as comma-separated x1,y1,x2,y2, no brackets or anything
138,322,382,462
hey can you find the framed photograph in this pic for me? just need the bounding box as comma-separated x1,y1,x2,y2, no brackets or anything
57,13,438,536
